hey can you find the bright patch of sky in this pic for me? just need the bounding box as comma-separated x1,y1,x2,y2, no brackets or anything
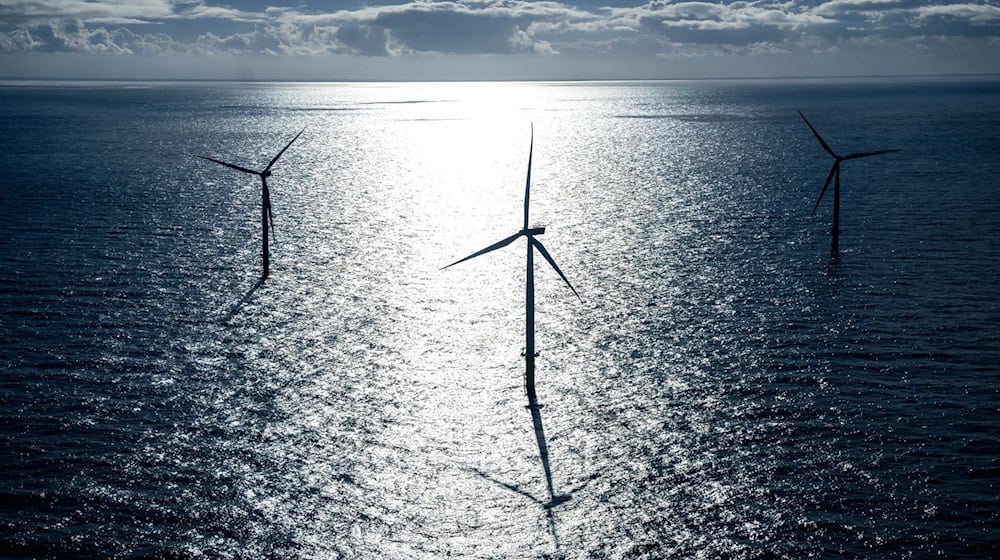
0,1,997,79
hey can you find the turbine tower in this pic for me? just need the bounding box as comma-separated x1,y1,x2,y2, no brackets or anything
798,111,899,257
443,125,580,404
197,128,304,280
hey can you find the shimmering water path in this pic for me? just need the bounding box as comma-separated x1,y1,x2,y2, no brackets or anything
2,78,999,558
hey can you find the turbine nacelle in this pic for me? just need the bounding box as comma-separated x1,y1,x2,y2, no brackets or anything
524,227,546,237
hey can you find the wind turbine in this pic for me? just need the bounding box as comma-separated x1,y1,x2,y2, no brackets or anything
197,127,305,280
442,125,581,404
798,111,900,257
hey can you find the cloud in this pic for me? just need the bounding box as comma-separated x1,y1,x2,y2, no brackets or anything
0,28,42,50
0,0,997,76
0,0,174,25
181,5,266,23
511,25,559,54
190,23,360,56
267,1,592,55
0,1,590,56
334,24,390,56
812,0,911,17
607,1,832,48
22,20,185,54
915,3,1000,23
277,1,592,26
0,0,265,26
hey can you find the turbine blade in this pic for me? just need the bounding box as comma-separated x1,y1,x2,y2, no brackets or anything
523,124,533,231
798,110,837,158
530,237,581,301
842,148,901,160
812,162,837,215
196,155,259,176
264,127,305,173
441,232,522,270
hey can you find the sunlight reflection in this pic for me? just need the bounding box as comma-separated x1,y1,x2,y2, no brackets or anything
186,81,786,558
6,78,991,559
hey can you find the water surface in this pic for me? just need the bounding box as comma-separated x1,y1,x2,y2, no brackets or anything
2,78,999,558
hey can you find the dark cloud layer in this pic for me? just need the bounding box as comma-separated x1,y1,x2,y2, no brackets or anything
0,1,998,77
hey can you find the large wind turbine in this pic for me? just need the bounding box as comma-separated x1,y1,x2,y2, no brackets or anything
197,128,304,280
798,111,899,257
443,125,581,404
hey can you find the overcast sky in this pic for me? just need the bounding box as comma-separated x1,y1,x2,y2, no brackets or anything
1,0,998,80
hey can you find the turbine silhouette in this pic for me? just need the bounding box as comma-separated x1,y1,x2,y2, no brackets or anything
443,125,581,404
799,111,899,257
197,128,304,279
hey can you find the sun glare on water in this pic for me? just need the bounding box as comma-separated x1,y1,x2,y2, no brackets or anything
206,82,600,556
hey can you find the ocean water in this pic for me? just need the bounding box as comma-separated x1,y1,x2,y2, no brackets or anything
1,77,998,559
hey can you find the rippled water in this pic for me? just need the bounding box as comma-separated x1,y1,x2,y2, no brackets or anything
2,78,999,558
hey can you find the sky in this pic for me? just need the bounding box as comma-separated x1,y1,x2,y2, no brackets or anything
1,0,998,80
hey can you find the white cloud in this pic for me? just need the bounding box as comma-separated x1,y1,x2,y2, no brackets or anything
0,0,997,77
85,17,161,25
510,25,559,54
0,0,266,25
0,28,42,50
915,3,1000,23
0,0,174,25
180,5,266,23
812,0,907,17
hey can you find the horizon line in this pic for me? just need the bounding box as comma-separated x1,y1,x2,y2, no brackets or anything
1,72,999,86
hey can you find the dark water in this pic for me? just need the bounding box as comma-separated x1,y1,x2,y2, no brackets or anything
1,78,999,558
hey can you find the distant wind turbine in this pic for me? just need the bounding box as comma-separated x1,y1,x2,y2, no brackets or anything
798,111,899,257
443,125,581,404
196,128,304,280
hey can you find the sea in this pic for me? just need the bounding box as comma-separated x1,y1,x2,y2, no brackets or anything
1,77,998,559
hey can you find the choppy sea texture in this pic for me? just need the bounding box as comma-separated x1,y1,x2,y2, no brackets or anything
2,78,999,558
